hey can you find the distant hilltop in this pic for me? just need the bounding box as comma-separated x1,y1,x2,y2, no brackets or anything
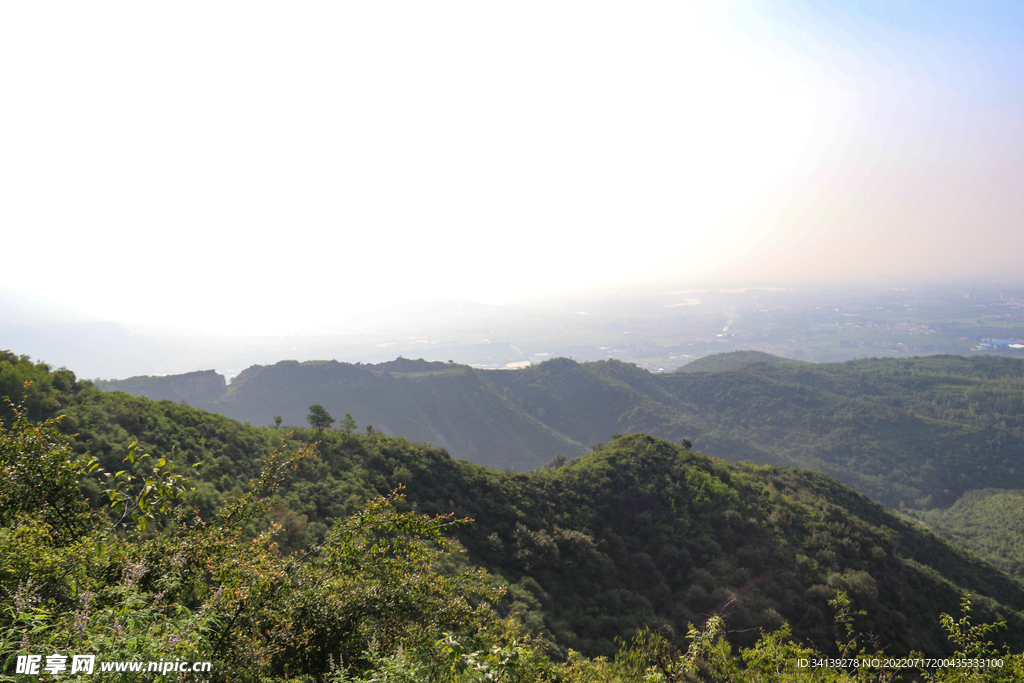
98,369,226,403
9,346,1024,659
673,349,786,372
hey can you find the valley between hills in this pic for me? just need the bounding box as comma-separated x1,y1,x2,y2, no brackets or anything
94,351,1024,586
100,351,1024,510
5,348,1024,680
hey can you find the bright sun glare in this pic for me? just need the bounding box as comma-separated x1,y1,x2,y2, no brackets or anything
1,1,1021,335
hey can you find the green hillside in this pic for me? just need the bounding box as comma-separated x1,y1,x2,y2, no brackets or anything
7,349,1024,665
675,350,788,372
100,358,587,471
904,489,1024,580
97,354,1024,511
423,435,1024,657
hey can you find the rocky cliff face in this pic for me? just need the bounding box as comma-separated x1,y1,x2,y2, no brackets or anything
229,364,264,388
95,369,226,404
157,370,222,403
168,370,226,401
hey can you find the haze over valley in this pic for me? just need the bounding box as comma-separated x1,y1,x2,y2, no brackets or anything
4,279,1024,381
3,1,1024,679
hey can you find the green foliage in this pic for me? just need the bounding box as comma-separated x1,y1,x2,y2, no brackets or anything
675,350,786,373
903,489,1024,579
425,434,1024,657
0,351,78,425
98,357,588,471
0,401,94,542
100,353,1024,508
433,630,533,682
940,596,1005,660
0,401,517,682
615,617,725,682
735,623,826,682
932,596,1021,683
308,405,335,434
340,413,358,435
103,442,196,532
5,350,1024,682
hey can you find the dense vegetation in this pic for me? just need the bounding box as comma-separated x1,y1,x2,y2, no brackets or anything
98,352,1024,510
902,490,1024,580
675,351,790,373
6,398,1024,682
90,351,1024,583
5,349,1024,681
98,359,582,472
486,353,1024,511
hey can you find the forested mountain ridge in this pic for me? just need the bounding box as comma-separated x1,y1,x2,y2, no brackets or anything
98,352,1024,509
98,358,583,471
674,350,790,372
903,489,1024,580
436,434,1024,657
5,349,1024,664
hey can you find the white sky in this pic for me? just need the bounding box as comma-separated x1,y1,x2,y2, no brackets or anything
2,1,1022,335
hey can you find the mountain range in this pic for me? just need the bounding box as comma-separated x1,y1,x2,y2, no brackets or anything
4,347,1024,659
98,351,1024,511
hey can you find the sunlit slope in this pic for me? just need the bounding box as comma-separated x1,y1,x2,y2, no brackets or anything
489,356,1024,508
97,353,1024,508
905,488,1024,580
428,435,1024,657
479,356,711,449
6,348,1024,659
675,350,788,372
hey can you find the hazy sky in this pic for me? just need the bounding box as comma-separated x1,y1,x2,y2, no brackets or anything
2,1,1021,335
